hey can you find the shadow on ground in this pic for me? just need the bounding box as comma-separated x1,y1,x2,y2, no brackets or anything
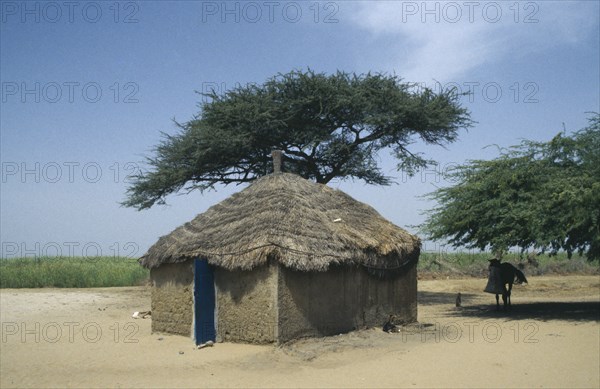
418,291,478,306
419,291,600,322
451,301,599,322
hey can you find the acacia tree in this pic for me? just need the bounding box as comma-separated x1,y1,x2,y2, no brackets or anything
123,69,472,210
421,114,600,260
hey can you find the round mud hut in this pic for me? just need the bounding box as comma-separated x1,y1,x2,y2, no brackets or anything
140,163,421,345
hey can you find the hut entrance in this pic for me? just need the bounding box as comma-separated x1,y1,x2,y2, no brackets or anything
193,258,216,345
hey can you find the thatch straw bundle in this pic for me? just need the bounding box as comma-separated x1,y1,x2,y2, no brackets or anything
140,173,420,273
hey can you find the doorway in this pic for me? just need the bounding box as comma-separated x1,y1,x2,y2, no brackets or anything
193,258,216,345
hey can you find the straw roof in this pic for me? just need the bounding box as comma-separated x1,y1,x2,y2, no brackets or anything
140,173,420,273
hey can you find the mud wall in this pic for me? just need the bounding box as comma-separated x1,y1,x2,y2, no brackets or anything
149,260,417,343
277,264,417,343
150,260,194,336
214,263,278,343
359,265,417,326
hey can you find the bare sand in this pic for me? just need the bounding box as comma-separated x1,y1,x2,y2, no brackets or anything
1,275,598,388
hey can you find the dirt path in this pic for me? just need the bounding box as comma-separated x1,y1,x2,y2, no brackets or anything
1,275,598,388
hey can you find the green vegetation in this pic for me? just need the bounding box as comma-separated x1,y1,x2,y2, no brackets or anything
1,253,596,288
124,69,472,210
418,251,599,278
0,257,149,288
421,114,600,260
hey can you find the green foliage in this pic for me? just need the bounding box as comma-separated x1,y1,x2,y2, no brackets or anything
421,114,600,260
418,251,597,277
0,257,149,288
124,69,472,210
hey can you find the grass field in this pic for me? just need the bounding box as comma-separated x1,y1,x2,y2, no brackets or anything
418,251,599,278
0,256,149,288
0,253,597,288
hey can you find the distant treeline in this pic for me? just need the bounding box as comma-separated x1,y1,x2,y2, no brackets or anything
0,257,149,288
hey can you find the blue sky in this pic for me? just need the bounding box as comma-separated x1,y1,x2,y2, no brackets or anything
1,0,599,258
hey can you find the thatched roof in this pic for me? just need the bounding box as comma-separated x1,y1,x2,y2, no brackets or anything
140,173,420,273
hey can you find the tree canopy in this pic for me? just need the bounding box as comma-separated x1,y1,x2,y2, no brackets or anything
421,114,600,260
123,69,472,210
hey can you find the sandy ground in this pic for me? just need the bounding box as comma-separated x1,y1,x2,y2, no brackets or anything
1,275,598,388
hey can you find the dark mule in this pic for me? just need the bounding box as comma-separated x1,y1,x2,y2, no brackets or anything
487,259,528,310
